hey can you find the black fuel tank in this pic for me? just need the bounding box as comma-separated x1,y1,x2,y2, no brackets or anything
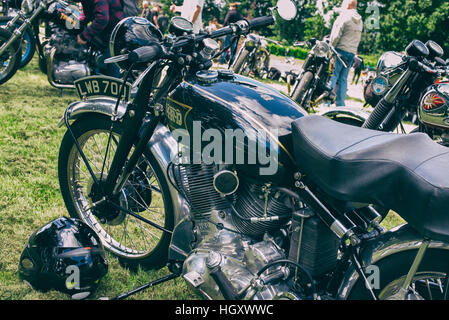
166,70,307,181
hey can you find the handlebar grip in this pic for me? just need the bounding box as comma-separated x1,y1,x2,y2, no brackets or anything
248,15,275,30
128,44,163,64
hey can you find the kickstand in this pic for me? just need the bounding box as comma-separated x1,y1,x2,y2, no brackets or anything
105,273,180,300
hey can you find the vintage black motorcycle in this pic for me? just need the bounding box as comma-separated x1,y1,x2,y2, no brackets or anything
58,0,449,300
0,0,112,89
322,40,449,142
290,37,348,111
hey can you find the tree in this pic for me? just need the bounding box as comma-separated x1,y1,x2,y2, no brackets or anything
368,0,449,54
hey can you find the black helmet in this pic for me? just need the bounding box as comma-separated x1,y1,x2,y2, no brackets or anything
19,217,108,299
109,16,163,70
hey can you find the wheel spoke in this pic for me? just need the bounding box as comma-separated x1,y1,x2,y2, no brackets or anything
67,127,171,260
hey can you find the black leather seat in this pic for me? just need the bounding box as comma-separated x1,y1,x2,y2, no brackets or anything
292,115,449,241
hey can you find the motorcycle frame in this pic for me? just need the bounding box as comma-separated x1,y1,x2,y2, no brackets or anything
59,28,449,300
62,59,449,300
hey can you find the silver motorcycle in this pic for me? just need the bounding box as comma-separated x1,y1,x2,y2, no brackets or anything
0,0,110,90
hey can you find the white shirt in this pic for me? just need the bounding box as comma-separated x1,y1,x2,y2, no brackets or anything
174,0,204,33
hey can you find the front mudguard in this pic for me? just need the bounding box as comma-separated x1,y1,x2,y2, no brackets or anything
58,97,190,227
319,107,369,127
337,224,449,299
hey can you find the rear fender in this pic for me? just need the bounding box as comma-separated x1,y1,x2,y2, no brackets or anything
337,224,449,299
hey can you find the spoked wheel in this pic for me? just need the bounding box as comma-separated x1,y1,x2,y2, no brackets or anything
0,27,21,85
348,248,449,300
58,114,174,270
380,272,448,300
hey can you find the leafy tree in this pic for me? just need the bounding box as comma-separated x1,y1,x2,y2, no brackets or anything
375,0,449,54
155,0,449,57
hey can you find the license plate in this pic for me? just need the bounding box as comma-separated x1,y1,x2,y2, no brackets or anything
74,75,132,101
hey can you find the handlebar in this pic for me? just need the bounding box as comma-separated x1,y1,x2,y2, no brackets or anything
247,15,275,30
128,44,164,64
408,57,449,76
106,15,276,67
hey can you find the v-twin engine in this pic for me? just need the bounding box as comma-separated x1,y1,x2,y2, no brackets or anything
173,163,340,300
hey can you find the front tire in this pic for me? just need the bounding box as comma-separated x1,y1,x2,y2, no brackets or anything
58,114,174,270
291,71,314,108
0,27,21,85
232,48,250,75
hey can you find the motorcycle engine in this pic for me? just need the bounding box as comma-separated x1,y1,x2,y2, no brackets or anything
172,163,338,300
44,25,92,85
47,27,85,57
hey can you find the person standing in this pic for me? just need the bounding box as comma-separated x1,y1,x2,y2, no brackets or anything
77,0,124,77
141,1,151,20
219,2,243,65
157,5,169,34
170,0,205,34
148,2,161,28
329,0,363,107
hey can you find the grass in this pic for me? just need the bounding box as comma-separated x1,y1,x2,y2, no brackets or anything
0,57,404,300
0,57,198,300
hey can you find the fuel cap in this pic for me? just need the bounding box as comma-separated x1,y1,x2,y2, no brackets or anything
218,69,234,79
196,70,218,84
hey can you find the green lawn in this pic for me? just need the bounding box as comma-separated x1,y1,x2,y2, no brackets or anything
0,58,198,300
0,57,403,300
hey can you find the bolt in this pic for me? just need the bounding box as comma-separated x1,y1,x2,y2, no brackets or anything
218,211,226,219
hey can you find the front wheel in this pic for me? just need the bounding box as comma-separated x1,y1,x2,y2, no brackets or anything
0,27,21,85
348,248,449,300
291,71,314,109
232,48,250,75
58,114,174,270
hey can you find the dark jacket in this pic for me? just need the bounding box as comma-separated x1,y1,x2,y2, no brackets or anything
79,0,124,42
223,9,243,26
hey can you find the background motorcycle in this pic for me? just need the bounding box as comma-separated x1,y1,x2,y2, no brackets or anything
0,0,112,90
231,33,279,78
268,47,302,95
0,0,36,69
322,40,449,143
290,37,348,112
57,1,449,301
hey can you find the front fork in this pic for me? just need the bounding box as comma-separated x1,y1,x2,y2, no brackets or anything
102,62,165,197
99,63,178,201
0,3,43,55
